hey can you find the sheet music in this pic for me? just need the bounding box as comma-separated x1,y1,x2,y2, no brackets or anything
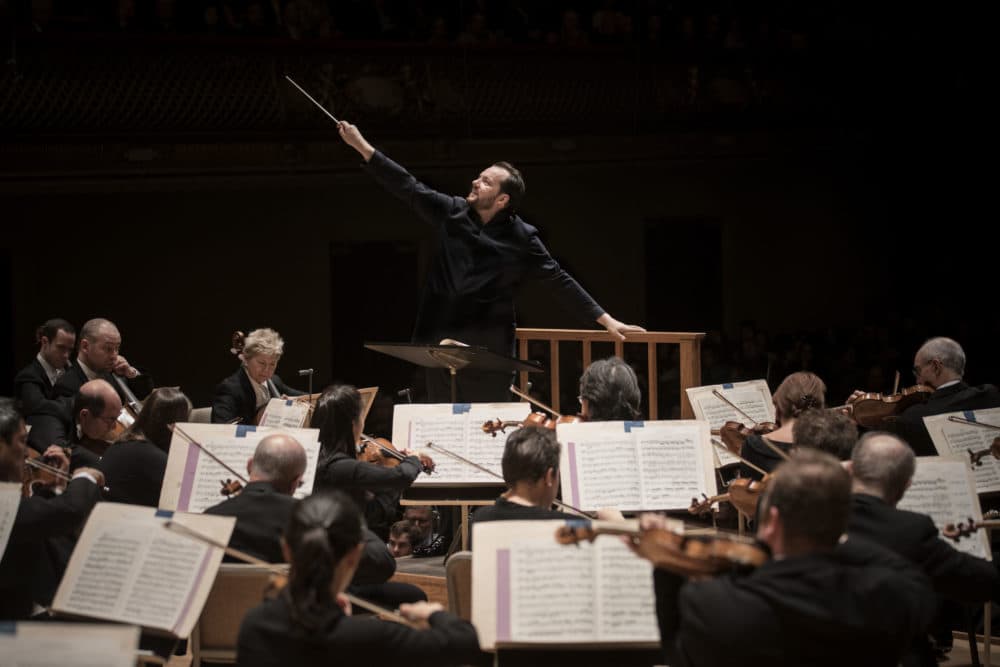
159,423,321,512
52,504,235,637
393,403,532,485
898,457,990,560
0,623,140,667
0,482,20,561
558,421,713,512
924,408,1000,494
472,520,658,650
686,380,774,468
258,398,311,429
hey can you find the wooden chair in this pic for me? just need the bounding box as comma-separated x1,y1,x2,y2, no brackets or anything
445,551,473,621
190,563,282,667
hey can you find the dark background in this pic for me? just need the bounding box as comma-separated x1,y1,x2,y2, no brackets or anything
1,1,994,428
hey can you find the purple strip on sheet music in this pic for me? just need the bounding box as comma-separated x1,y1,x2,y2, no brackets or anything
172,544,214,636
177,445,201,511
567,442,580,508
496,549,511,642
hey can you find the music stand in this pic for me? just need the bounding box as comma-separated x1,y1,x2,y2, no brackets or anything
364,342,543,403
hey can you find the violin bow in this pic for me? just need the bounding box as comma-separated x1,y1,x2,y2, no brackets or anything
169,424,249,485
711,390,759,427
509,384,563,419
163,521,415,627
710,438,769,477
948,416,1000,431
759,435,792,462
425,442,590,517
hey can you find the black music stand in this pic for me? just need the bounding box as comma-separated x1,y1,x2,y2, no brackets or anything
364,342,544,403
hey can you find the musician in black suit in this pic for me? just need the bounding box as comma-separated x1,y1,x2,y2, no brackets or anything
311,384,432,540
30,318,152,451
632,450,936,666
211,328,303,425
236,492,487,667
848,432,1000,663
13,318,76,417
0,398,104,620
204,434,399,590
850,337,1000,456
99,387,191,507
471,426,568,528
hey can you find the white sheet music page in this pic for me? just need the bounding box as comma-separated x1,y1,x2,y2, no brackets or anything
557,420,713,512
393,403,532,485
686,379,774,468
0,622,139,667
158,423,321,512
258,398,311,429
472,520,658,650
897,456,990,560
52,504,235,637
0,482,21,562
924,408,1000,494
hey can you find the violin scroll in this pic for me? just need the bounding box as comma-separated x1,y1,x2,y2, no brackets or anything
230,331,246,357
220,479,244,497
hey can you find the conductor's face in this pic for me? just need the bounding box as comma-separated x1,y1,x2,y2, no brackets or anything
466,165,509,211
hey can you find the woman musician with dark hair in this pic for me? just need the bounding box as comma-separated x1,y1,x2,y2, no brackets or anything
236,492,486,667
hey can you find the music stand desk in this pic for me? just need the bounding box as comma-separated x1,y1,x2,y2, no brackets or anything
364,342,543,403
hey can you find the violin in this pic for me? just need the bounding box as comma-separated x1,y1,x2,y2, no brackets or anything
940,511,1000,541
712,421,779,456
482,411,584,437
842,384,933,429
555,519,768,578
689,475,769,518
358,434,435,474
945,417,1000,469
220,479,244,497
22,448,71,498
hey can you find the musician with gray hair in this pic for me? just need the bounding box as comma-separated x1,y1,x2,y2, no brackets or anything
853,337,1000,456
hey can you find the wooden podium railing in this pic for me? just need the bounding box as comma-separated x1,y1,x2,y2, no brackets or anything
514,329,705,420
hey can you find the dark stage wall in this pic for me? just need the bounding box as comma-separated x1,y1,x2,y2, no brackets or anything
2,141,991,409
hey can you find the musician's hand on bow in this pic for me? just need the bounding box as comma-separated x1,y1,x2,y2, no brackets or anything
42,445,70,473
597,313,646,342
846,390,865,404
75,467,106,489
398,601,444,629
595,507,625,522
337,120,375,162
403,449,436,473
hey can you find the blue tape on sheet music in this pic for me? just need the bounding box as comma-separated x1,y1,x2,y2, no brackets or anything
722,383,734,389
964,411,977,422
155,509,174,519
624,421,645,432
285,400,294,406
452,404,471,414
0,621,16,635
236,425,257,438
